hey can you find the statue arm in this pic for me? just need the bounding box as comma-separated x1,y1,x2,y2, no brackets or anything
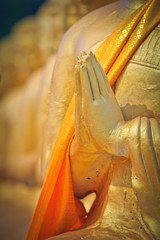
42,2,123,175
71,51,160,236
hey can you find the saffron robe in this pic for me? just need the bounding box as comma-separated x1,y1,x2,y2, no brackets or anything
26,1,160,239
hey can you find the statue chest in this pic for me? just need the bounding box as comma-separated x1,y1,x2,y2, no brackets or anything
115,24,160,121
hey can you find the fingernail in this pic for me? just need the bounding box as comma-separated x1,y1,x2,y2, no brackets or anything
81,65,87,72
89,51,94,56
80,51,87,56
75,64,79,69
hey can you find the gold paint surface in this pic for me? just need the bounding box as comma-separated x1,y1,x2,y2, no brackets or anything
0,0,160,239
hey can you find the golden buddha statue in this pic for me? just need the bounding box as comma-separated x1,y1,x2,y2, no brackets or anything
34,0,159,239
0,0,159,240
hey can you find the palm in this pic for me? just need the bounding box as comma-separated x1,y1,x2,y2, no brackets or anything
70,51,124,197
74,52,123,153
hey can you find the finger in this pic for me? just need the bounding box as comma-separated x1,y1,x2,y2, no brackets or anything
150,118,160,174
140,117,160,187
75,65,82,111
89,52,109,97
77,57,82,65
91,52,112,94
85,55,100,100
75,65,83,129
129,117,148,185
80,65,93,102
80,51,87,57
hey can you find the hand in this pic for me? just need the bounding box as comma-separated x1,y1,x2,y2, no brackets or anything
70,52,124,197
74,51,124,153
129,117,160,236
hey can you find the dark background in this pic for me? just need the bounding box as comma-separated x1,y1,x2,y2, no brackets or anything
0,0,46,39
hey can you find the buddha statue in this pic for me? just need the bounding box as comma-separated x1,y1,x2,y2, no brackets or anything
27,0,159,239
33,0,159,239
0,0,159,240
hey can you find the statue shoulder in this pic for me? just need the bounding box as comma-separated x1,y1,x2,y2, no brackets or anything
57,1,123,56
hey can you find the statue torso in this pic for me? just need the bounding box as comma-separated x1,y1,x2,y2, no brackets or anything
115,24,160,121
42,2,160,238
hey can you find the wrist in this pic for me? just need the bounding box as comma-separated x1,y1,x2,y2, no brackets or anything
109,121,130,157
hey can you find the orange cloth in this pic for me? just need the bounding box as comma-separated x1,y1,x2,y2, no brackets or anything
26,1,160,239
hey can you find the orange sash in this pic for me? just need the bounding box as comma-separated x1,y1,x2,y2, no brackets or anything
26,1,160,239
